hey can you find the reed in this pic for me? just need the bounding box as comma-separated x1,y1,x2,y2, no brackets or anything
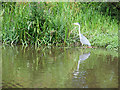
2,2,118,50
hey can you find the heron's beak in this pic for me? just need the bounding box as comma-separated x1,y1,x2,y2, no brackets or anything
73,23,79,25
73,23,76,25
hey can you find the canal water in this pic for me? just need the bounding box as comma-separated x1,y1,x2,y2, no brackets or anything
2,46,118,88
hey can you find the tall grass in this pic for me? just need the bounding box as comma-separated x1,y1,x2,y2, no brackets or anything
1,2,118,50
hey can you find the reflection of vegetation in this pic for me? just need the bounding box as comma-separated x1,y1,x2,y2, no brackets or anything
2,46,118,88
2,46,79,88
2,2,118,50
90,48,118,58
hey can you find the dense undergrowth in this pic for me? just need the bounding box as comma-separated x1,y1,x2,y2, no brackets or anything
1,2,119,50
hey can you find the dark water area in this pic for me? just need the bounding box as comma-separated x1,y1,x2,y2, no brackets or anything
1,46,118,88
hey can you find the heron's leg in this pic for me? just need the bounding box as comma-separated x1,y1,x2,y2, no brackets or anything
77,60,81,71
81,48,83,54
82,43,83,49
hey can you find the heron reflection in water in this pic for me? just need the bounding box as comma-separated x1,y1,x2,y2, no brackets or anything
73,52,91,77
72,52,91,88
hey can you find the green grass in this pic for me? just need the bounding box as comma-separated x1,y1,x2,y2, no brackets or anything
1,2,118,51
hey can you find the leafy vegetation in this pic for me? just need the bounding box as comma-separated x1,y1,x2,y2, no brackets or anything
1,2,119,50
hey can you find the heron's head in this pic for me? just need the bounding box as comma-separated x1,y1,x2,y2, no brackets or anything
73,23,80,26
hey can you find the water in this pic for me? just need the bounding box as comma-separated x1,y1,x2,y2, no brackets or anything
2,46,118,88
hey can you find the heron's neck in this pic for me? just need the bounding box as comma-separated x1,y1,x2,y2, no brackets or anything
78,25,81,39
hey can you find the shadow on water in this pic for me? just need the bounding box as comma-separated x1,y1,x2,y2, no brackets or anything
2,46,118,88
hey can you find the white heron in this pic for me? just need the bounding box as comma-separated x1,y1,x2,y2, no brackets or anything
73,23,91,47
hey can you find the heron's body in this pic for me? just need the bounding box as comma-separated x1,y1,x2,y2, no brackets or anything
73,23,91,47
80,34,91,46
